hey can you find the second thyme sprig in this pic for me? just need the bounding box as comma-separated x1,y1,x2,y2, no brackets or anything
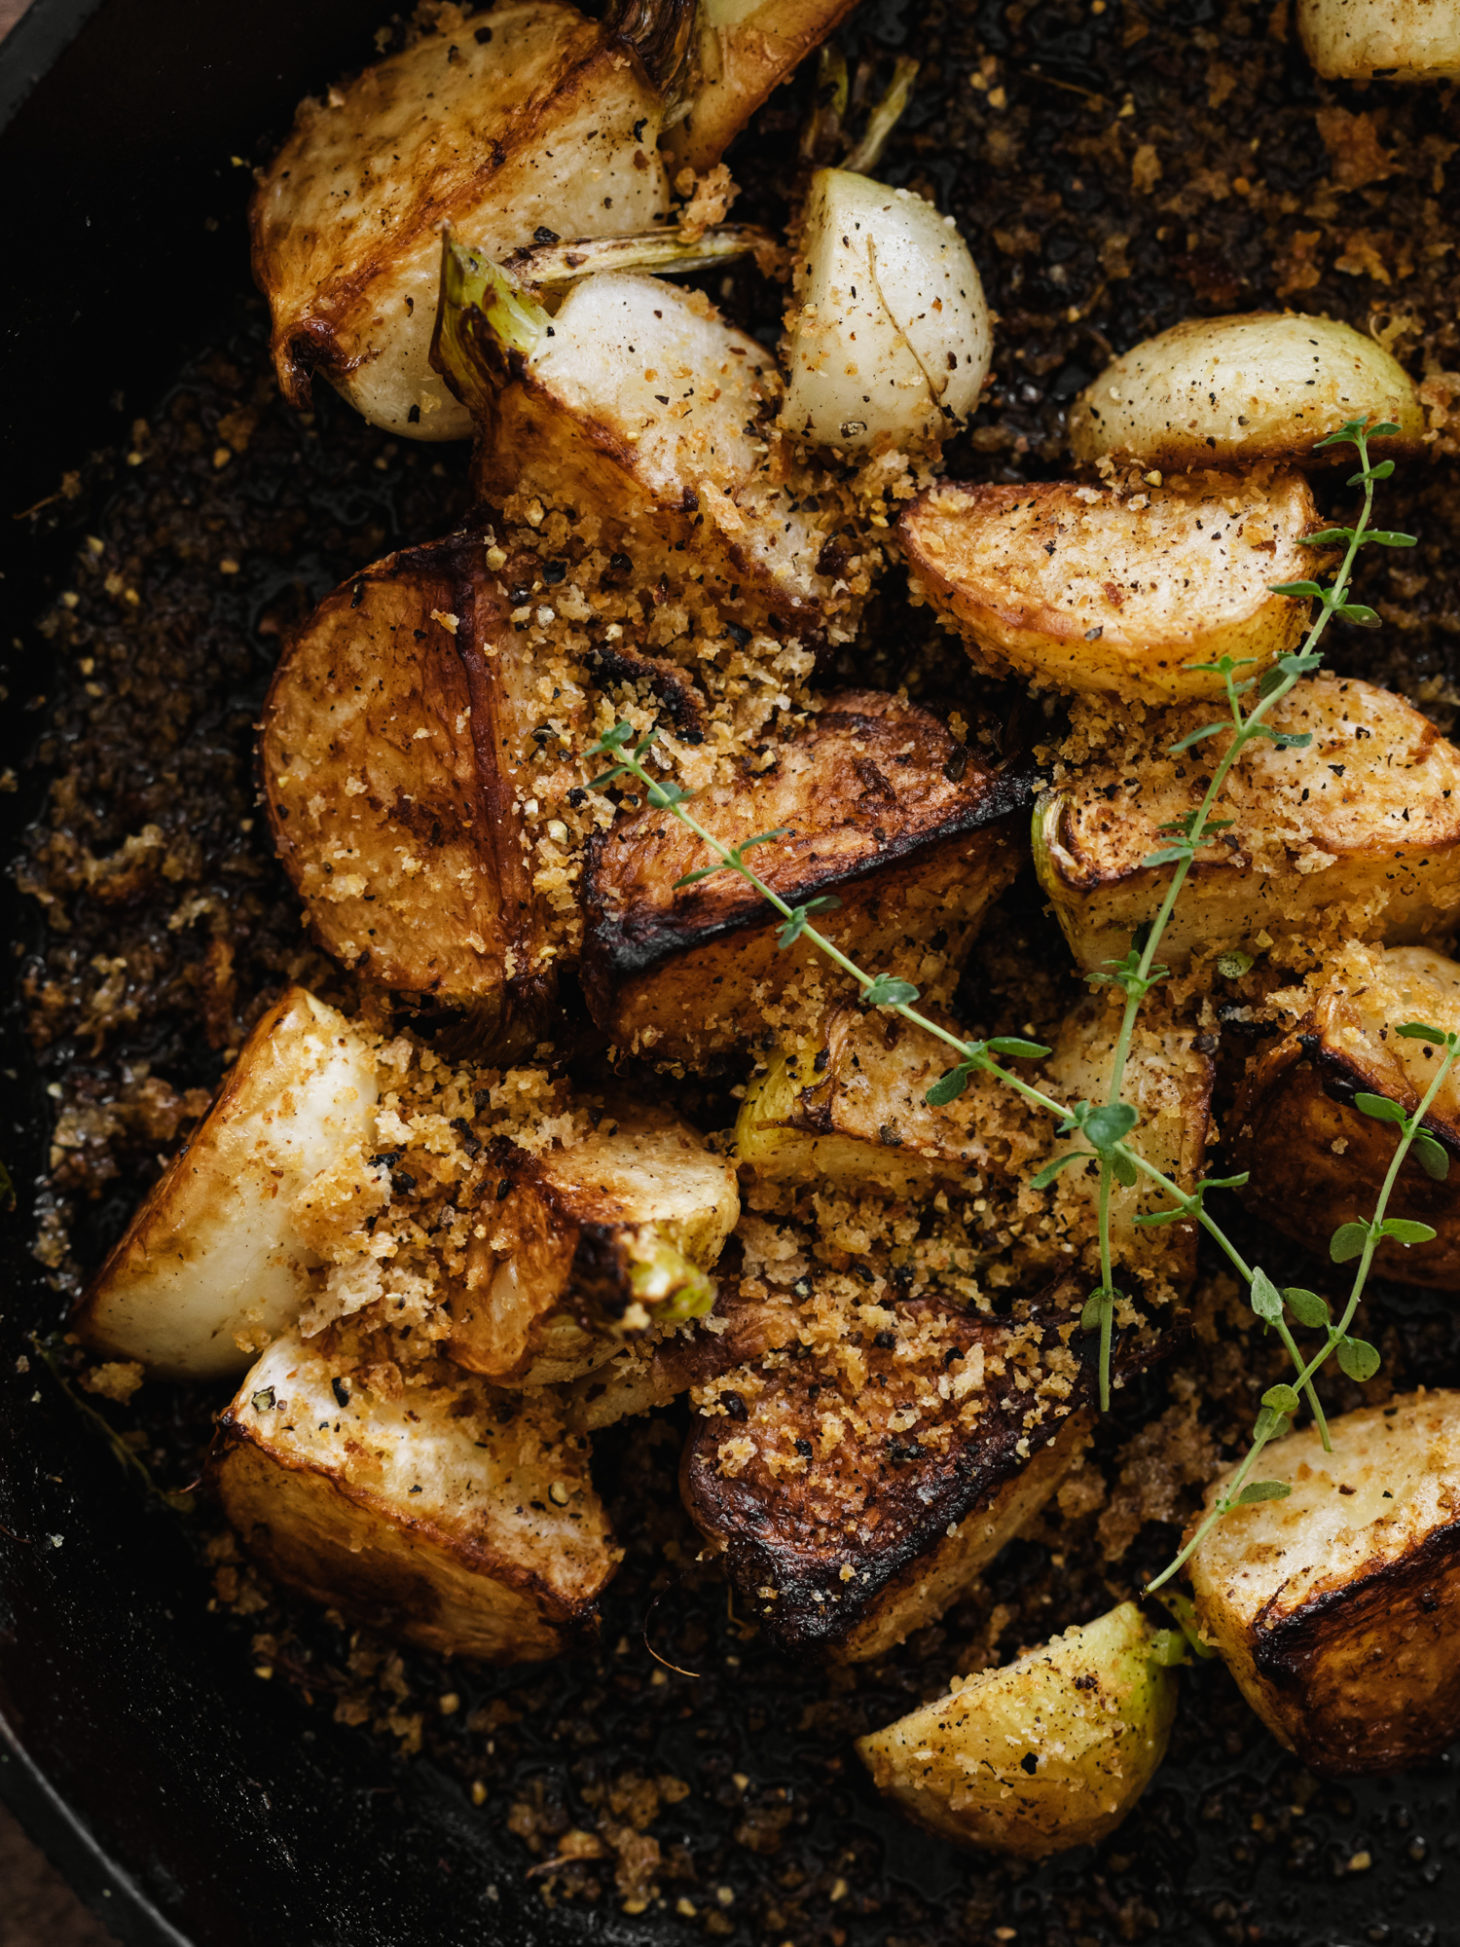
1146,1020,1459,1591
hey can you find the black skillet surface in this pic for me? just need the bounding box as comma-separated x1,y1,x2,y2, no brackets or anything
3,1,1460,1943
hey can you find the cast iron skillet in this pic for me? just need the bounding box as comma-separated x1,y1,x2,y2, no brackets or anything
0,9,570,1941
2,4,1459,1943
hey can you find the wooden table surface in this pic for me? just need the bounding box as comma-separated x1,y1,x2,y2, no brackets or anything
0,1809,114,1947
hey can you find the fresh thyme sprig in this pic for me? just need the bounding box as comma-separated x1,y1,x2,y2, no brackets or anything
581,413,1431,1579
1146,1021,1459,1592
1077,414,1412,1422
586,724,1232,1412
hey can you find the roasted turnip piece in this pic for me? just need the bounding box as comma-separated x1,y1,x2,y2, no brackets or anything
434,248,862,641
214,1330,619,1662
664,0,859,173
1230,945,1460,1285
1037,998,1212,1295
1189,1392,1460,1773
251,1,680,438
564,1278,800,1431
1035,675,1460,975
260,532,560,1031
900,472,1319,703
75,988,377,1380
1068,313,1423,470
780,169,991,454
735,1003,986,1201
1299,0,1460,80
580,690,1028,1062
682,1281,1094,1659
736,996,1213,1295
446,1109,740,1386
858,1603,1179,1854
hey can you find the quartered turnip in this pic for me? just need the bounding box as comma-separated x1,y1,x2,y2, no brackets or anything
780,168,991,453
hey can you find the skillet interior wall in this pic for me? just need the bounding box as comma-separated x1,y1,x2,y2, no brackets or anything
6,0,1460,1943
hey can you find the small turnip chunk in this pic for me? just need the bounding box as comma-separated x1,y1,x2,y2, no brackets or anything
76,988,378,1380
781,169,991,454
857,1603,1178,1854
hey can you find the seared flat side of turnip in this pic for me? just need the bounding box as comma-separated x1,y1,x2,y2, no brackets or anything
252,2,674,438
858,1603,1178,1854
781,169,991,454
75,987,378,1380
1068,312,1424,470
1190,1391,1460,1772
664,0,859,172
681,1280,1096,1659
260,531,557,1031
1231,944,1460,1285
1299,0,1460,79
214,1329,619,1661
580,690,1029,1062
446,1108,740,1385
1035,675,1460,974
900,471,1319,702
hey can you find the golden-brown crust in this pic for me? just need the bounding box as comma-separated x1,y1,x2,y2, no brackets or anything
664,0,861,174
212,1337,618,1662
464,335,836,643
251,6,663,419
1247,1516,1460,1772
445,1110,739,1385
259,531,554,1032
680,1285,1104,1657
212,1426,582,1660
1036,675,1460,973
564,1278,802,1430
899,473,1319,703
580,691,1031,1060
1189,1393,1460,1773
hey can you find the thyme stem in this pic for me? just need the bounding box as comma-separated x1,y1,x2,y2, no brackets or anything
1147,1032,1458,1593
1090,419,1387,1425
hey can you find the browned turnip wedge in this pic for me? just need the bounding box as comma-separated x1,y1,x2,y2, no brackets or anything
433,244,868,642
1230,945,1460,1285
858,1603,1179,1854
445,1107,740,1386
1189,1391,1460,1773
664,0,860,173
214,1328,619,1662
1035,675,1460,975
260,531,560,1033
900,471,1319,702
682,1278,1098,1660
251,0,683,438
1068,313,1424,471
1299,0,1460,80
75,987,378,1380
579,690,1029,1062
